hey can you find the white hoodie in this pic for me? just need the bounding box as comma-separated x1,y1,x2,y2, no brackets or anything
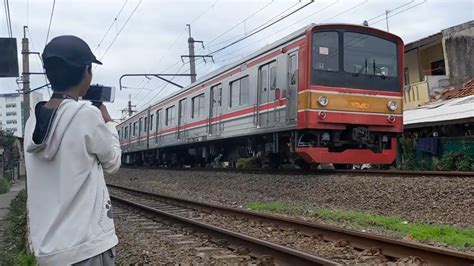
24,99,121,265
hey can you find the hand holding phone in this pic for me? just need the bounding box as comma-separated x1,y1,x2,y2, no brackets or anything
81,85,116,103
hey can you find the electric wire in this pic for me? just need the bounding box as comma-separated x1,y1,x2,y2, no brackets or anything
202,0,275,48
189,0,219,24
3,0,12,37
370,0,427,25
208,0,314,55
205,0,302,50
45,0,56,46
93,0,129,53
95,0,142,67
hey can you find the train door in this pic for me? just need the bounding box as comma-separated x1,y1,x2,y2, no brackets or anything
209,84,222,136
287,51,298,123
178,99,186,140
258,61,277,128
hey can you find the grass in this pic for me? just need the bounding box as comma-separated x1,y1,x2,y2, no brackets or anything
244,201,474,250
0,177,10,194
0,190,37,266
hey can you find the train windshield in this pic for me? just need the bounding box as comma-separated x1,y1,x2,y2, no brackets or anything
311,31,400,92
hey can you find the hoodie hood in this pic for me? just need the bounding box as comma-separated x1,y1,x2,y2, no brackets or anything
26,100,88,160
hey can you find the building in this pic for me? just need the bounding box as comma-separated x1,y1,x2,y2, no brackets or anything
403,20,473,110
0,92,43,137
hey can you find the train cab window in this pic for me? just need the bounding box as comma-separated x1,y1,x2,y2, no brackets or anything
192,94,205,119
150,114,154,131
344,32,397,77
229,76,249,108
312,31,339,72
166,106,175,126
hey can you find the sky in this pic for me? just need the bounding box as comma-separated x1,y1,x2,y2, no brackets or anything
1,0,473,119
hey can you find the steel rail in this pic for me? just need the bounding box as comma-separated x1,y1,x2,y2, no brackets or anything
121,165,474,177
108,184,474,266
111,194,338,266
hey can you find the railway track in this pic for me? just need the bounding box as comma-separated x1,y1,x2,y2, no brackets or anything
123,165,474,178
108,184,474,265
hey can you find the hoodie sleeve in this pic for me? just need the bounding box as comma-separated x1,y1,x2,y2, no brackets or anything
89,121,122,174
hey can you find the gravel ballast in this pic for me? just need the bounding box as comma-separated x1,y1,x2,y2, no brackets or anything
106,168,474,227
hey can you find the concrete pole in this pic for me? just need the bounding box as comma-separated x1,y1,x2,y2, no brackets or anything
187,24,196,84
128,94,133,117
22,26,31,127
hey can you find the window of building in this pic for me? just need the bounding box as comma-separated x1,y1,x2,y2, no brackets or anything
6,120,17,124
5,103,16,108
166,106,175,126
229,76,249,108
430,60,446,75
6,112,16,116
192,94,205,119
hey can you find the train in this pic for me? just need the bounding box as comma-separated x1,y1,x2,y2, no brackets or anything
117,23,404,168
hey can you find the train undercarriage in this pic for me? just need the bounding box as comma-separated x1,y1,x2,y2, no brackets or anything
122,127,398,169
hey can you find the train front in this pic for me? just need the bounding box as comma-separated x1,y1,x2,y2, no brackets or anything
296,24,404,165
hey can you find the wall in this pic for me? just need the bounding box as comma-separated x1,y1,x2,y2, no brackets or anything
442,21,474,86
403,80,429,110
404,50,421,84
419,43,444,77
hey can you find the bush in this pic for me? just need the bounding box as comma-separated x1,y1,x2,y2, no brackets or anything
433,152,472,171
0,190,36,265
0,177,10,194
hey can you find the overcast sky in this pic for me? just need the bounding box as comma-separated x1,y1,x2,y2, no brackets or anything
1,0,472,119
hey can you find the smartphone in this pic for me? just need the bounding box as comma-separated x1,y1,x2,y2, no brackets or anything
81,85,115,103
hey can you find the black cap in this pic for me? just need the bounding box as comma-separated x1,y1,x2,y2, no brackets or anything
42,35,102,67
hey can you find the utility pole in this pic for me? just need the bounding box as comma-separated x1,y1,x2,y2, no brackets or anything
127,94,136,117
22,26,31,126
385,10,390,32
181,24,213,84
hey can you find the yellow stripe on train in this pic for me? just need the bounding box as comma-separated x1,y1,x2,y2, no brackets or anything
298,91,402,115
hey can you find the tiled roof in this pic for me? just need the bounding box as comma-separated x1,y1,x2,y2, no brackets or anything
431,79,474,101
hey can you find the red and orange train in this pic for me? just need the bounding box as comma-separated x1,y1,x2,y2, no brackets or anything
117,23,404,168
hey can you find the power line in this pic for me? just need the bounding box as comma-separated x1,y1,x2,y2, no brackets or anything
370,0,427,26
205,0,300,50
95,0,142,66
93,0,129,53
45,0,56,46
189,0,219,24
208,0,314,55
3,0,12,37
203,0,275,48
366,0,414,22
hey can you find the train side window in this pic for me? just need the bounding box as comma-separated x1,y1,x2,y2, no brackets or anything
270,65,276,90
192,94,205,119
150,114,154,131
179,99,186,125
139,118,142,135
118,129,121,140
156,109,161,131
133,122,137,136
166,106,175,126
129,123,132,137
289,54,297,86
229,76,249,108
144,117,148,132
124,126,128,139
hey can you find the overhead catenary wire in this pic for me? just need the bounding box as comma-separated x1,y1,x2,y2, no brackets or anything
3,0,13,37
93,0,129,53
95,0,142,68
189,0,219,24
202,0,275,49
205,0,302,51
370,0,427,25
45,0,56,46
208,0,314,56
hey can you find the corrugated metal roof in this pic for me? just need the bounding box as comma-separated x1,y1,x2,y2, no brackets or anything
404,95,474,128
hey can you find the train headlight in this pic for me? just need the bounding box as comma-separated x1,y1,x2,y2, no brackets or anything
318,96,329,106
387,101,398,111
